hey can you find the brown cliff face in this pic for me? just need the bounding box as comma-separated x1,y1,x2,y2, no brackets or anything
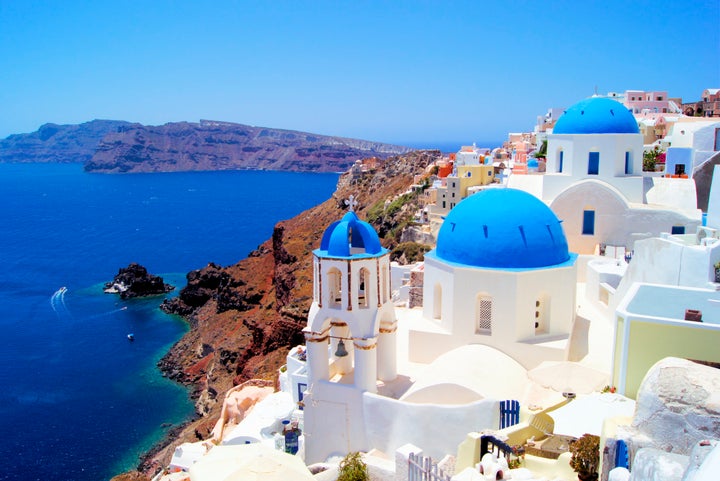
86,120,412,173
130,150,439,477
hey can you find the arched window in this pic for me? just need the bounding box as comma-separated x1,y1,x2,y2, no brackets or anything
328,267,342,308
358,267,370,309
476,294,492,334
433,283,442,320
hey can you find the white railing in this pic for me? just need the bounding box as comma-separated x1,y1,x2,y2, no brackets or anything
408,452,452,481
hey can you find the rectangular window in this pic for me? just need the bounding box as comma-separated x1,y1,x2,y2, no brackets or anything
588,152,600,175
714,128,720,151
476,296,492,334
582,210,595,235
671,226,685,235
558,151,564,173
442,201,446,209
625,151,631,174
675,164,686,176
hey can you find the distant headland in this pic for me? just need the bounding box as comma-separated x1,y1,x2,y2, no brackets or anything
0,119,412,173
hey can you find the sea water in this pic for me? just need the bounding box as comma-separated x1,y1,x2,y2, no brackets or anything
0,163,338,481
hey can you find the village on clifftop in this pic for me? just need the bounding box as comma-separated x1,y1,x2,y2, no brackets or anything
155,89,720,481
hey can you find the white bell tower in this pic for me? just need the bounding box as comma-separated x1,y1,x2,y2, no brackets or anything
302,197,397,462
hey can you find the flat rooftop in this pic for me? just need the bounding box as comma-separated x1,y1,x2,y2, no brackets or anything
625,284,720,324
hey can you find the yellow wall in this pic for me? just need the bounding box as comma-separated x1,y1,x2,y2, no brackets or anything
620,319,720,398
457,165,494,194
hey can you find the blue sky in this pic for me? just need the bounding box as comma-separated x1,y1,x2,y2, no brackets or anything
1,1,718,146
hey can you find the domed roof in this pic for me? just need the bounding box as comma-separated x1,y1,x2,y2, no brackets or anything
435,189,571,269
316,211,385,258
553,97,639,134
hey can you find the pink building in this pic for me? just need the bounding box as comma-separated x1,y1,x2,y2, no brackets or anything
624,90,675,114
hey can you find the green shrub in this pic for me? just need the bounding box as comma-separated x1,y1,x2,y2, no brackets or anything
337,452,368,481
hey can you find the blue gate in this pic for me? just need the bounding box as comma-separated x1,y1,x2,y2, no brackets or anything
615,439,629,469
500,399,520,429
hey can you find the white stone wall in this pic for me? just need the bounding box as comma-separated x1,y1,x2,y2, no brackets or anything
362,392,499,461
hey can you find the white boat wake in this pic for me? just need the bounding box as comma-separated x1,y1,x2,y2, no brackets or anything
50,287,72,320
51,287,131,322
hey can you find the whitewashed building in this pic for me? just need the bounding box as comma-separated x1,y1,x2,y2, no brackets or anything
508,96,702,254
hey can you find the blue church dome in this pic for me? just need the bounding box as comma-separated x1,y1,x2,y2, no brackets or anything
553,97,639,134
316,211,385,258
434,189,571,269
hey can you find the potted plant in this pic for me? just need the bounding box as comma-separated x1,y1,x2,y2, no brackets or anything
714,261,720,283
337,452,369,481
569,434,600,481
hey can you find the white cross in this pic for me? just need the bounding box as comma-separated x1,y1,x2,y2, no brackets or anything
345,195,358,212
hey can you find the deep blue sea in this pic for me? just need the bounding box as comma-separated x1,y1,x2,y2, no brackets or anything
0,163,338,481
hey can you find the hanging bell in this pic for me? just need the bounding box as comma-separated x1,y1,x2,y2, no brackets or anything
335,339,349,357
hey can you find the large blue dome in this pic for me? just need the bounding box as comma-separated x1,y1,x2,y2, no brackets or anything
553,97,639,134
434,189,571,269
316,211,385,258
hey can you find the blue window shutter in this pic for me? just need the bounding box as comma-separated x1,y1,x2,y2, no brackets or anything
582,210,595,235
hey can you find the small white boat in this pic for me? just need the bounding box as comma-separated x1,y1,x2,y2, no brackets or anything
127,333,135,341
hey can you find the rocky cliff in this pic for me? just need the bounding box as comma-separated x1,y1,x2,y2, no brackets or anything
128,150,439,477
105,263,175,299
0,120,132,163
85,120,412,173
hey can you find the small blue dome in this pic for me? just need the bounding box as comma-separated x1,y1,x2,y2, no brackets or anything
316,211,385,258
553,97,639,134
435,189,570,269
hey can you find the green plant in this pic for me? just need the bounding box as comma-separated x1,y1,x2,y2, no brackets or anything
337,452,369,481
643,146,663,172
570,434,600,480
533,140,548,159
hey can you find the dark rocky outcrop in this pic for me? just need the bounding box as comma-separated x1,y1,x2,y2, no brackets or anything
0,120,132,163
132,151,439,478
85,120,412,173
105,263,174,299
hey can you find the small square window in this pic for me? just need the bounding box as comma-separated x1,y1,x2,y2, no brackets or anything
671,226,685,235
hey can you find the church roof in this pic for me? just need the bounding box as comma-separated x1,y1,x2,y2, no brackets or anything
316,211,385,258
553,97,640,134
434,188,571,269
